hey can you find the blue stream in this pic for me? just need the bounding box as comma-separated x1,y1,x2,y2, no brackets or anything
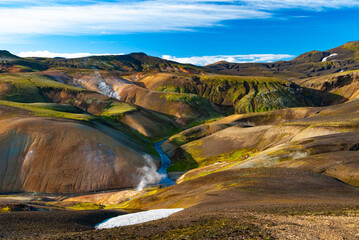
155,140,175,187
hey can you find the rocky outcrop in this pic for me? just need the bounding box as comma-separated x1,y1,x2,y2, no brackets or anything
296,71,359,105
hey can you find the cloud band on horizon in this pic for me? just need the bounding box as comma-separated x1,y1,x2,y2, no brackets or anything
17,50,296,65
162,54,296,66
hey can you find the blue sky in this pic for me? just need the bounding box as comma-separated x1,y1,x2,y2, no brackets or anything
1,0,359,65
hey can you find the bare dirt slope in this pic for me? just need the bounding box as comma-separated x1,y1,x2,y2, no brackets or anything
0,117,157,193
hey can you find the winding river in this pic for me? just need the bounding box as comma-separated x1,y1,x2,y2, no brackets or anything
155,140,175,187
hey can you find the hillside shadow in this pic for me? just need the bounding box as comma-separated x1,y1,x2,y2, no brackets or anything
168,148,199,172
299,87,348,106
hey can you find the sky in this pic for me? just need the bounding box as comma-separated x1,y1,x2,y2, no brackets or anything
1,0,359,65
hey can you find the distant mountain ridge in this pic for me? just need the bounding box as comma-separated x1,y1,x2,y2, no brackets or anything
205,41,359,79
1,41,359,77
44,52,204,73
0,51,204,74
292,41,359,63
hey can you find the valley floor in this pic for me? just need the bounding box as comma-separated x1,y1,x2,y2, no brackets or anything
1,190,359,239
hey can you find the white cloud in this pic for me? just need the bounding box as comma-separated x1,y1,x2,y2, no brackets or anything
0,0,356,40
0,0,357,37
0,0,97,5
162,54,295,66
18,50,124,58
238,0,359,10
0,2,268,36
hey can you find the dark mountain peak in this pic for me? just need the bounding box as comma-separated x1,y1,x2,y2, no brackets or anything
324,41,359,61
129,52,148,57
291,41,359,64
206,60,229,66
128,52,154,62
0,50,20,60
291,50,329,63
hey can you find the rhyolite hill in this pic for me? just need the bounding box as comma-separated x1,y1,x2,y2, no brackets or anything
1,41,359,194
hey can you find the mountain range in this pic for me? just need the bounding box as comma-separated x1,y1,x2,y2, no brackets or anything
206,41,359,79
1,41,359,239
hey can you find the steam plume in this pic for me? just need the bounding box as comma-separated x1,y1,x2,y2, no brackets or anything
137,155,165,191
94,71,121,100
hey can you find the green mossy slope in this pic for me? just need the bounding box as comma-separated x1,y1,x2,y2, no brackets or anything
134,73,310,114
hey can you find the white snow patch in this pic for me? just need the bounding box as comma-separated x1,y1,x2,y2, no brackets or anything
322,53,338,62
95,208,184,229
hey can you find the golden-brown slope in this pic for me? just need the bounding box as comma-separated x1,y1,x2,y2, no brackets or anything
0,117,157,193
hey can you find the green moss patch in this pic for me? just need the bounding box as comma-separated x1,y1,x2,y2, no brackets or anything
0,100,94,121
0,206,11,212
162,93,208,107
157,85,186,93
197,148,257,168
0,73,84,103
66,202,104,210
100,100,137,121
168,151,199,172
